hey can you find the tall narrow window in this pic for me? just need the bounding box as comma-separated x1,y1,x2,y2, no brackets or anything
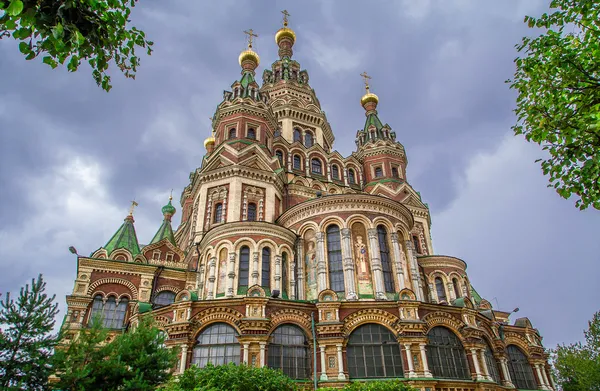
247,203,257,221
239,246,250,287
452,278,461,298
348,169,356,185
192,323,240,368
228,128,236,139
426,326,470,379
326,225,344,293
305,131,313,147
377,225,395,293
267,325,309,379
374,166,383,178
275,150,284,165
507,345,537,390
213,203,223,223
392,167,399,178
332,165,340,180
293,155,301,170
261,247,271,289
282,252,288,298
435,277,447,302
293,128,302,143
412,235,421,254
311,158,322,174
247,127,256,139
347,324,403,379
484,342,501,383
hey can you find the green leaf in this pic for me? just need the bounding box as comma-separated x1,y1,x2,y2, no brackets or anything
6,0,24,16
42,56,58,69
18,41,29,54
52,23,64,39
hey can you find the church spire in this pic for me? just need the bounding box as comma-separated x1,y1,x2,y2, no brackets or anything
355,72,396,148
239,29,260,74
104,201,141,256
150,195,176,246
275,9,296,59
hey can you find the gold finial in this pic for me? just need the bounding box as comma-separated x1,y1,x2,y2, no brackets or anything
281,10,290,27
360,71,372,92
169,189,173,201
128,200,139,216
243,29,258,49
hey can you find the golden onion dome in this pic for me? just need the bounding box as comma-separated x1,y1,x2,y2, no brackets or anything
203,135,215,148
238,49,260,67
275,27,296,45
361,92,379,106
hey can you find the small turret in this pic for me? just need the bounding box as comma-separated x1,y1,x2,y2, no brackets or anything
150,196,177,246
104,201,141,257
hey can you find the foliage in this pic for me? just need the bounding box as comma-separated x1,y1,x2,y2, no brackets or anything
553,311,600,391
0,0,153,92
159,363,300,391
0,274,60,391
508,0,600,210
53,315,178,391
318,380,416,391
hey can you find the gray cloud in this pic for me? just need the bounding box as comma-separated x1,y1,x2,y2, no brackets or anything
1,0,597,348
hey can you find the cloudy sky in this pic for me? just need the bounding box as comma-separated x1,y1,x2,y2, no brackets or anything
1,0,598,348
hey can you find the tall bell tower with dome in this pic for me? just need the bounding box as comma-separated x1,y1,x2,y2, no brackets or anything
61,11,556,391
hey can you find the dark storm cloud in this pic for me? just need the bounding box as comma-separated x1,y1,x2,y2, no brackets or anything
1,0,598,348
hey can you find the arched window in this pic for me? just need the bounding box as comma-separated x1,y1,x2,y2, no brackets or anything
412,235,421,254
326,225,344,293
247,203,257,221
293,128,302,143
192,323,240,368
261,247,271,289
484,342,501,384
154,291,176,307
304,131,313,147
267,324,309,379
247,127,256,140
507,345,537,390
435,277,447,303
293,154,302,170
275,150,284,165
347,324,403,378
348,168,356,185
377,225,395,293
374,166,383,178
239,246,250,287
452,278,461,298
281,252,288,298
213,202,223,223
426,326,470,379
228,128,236,139
311,158,322,174
90,295,129,329
332,164,340,180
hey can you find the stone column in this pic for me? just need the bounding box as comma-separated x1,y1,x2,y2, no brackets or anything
406,240,423,301
287,152,292,171
541,364,552,390
367,228,387,300
290,257,297,300
252,252,259,286
319,345,328,380
534,363,546,389
429,280,437,303
336,344,346,380
305,155,310,177
500,357,515,388
259,342,266,367
197,262,206,300
243,343,249,364
179,344,188,373
340,228,358,300
390,233,407,290
226,252,236,298
316,232,327,293
419,343,432,377
296,239,305,300
404,344,416,378
479,348,492,381
471,348,485,380
327,163,332,182
206,257,216,300
343,168,348,186
448,282,456,301
274,255,282,292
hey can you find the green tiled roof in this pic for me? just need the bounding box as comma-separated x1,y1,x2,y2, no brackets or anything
104,216,141,256
470,286,483,305
150,218,176,246
364,111,384,133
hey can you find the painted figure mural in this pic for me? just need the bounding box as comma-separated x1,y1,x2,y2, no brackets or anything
217,248,227,295
304,229,318,300
351,222,373,296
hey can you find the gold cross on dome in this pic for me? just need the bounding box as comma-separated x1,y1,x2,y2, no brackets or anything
360,71,372,91
281,10,290,26
128,200,139,216
243,29,258,49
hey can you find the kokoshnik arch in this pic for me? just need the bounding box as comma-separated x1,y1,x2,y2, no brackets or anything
62,11,555,391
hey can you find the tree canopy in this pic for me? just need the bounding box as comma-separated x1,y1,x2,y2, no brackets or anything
509,0,600,210
0,0,152,92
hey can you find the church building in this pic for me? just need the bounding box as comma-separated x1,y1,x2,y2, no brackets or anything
62,12,555,391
